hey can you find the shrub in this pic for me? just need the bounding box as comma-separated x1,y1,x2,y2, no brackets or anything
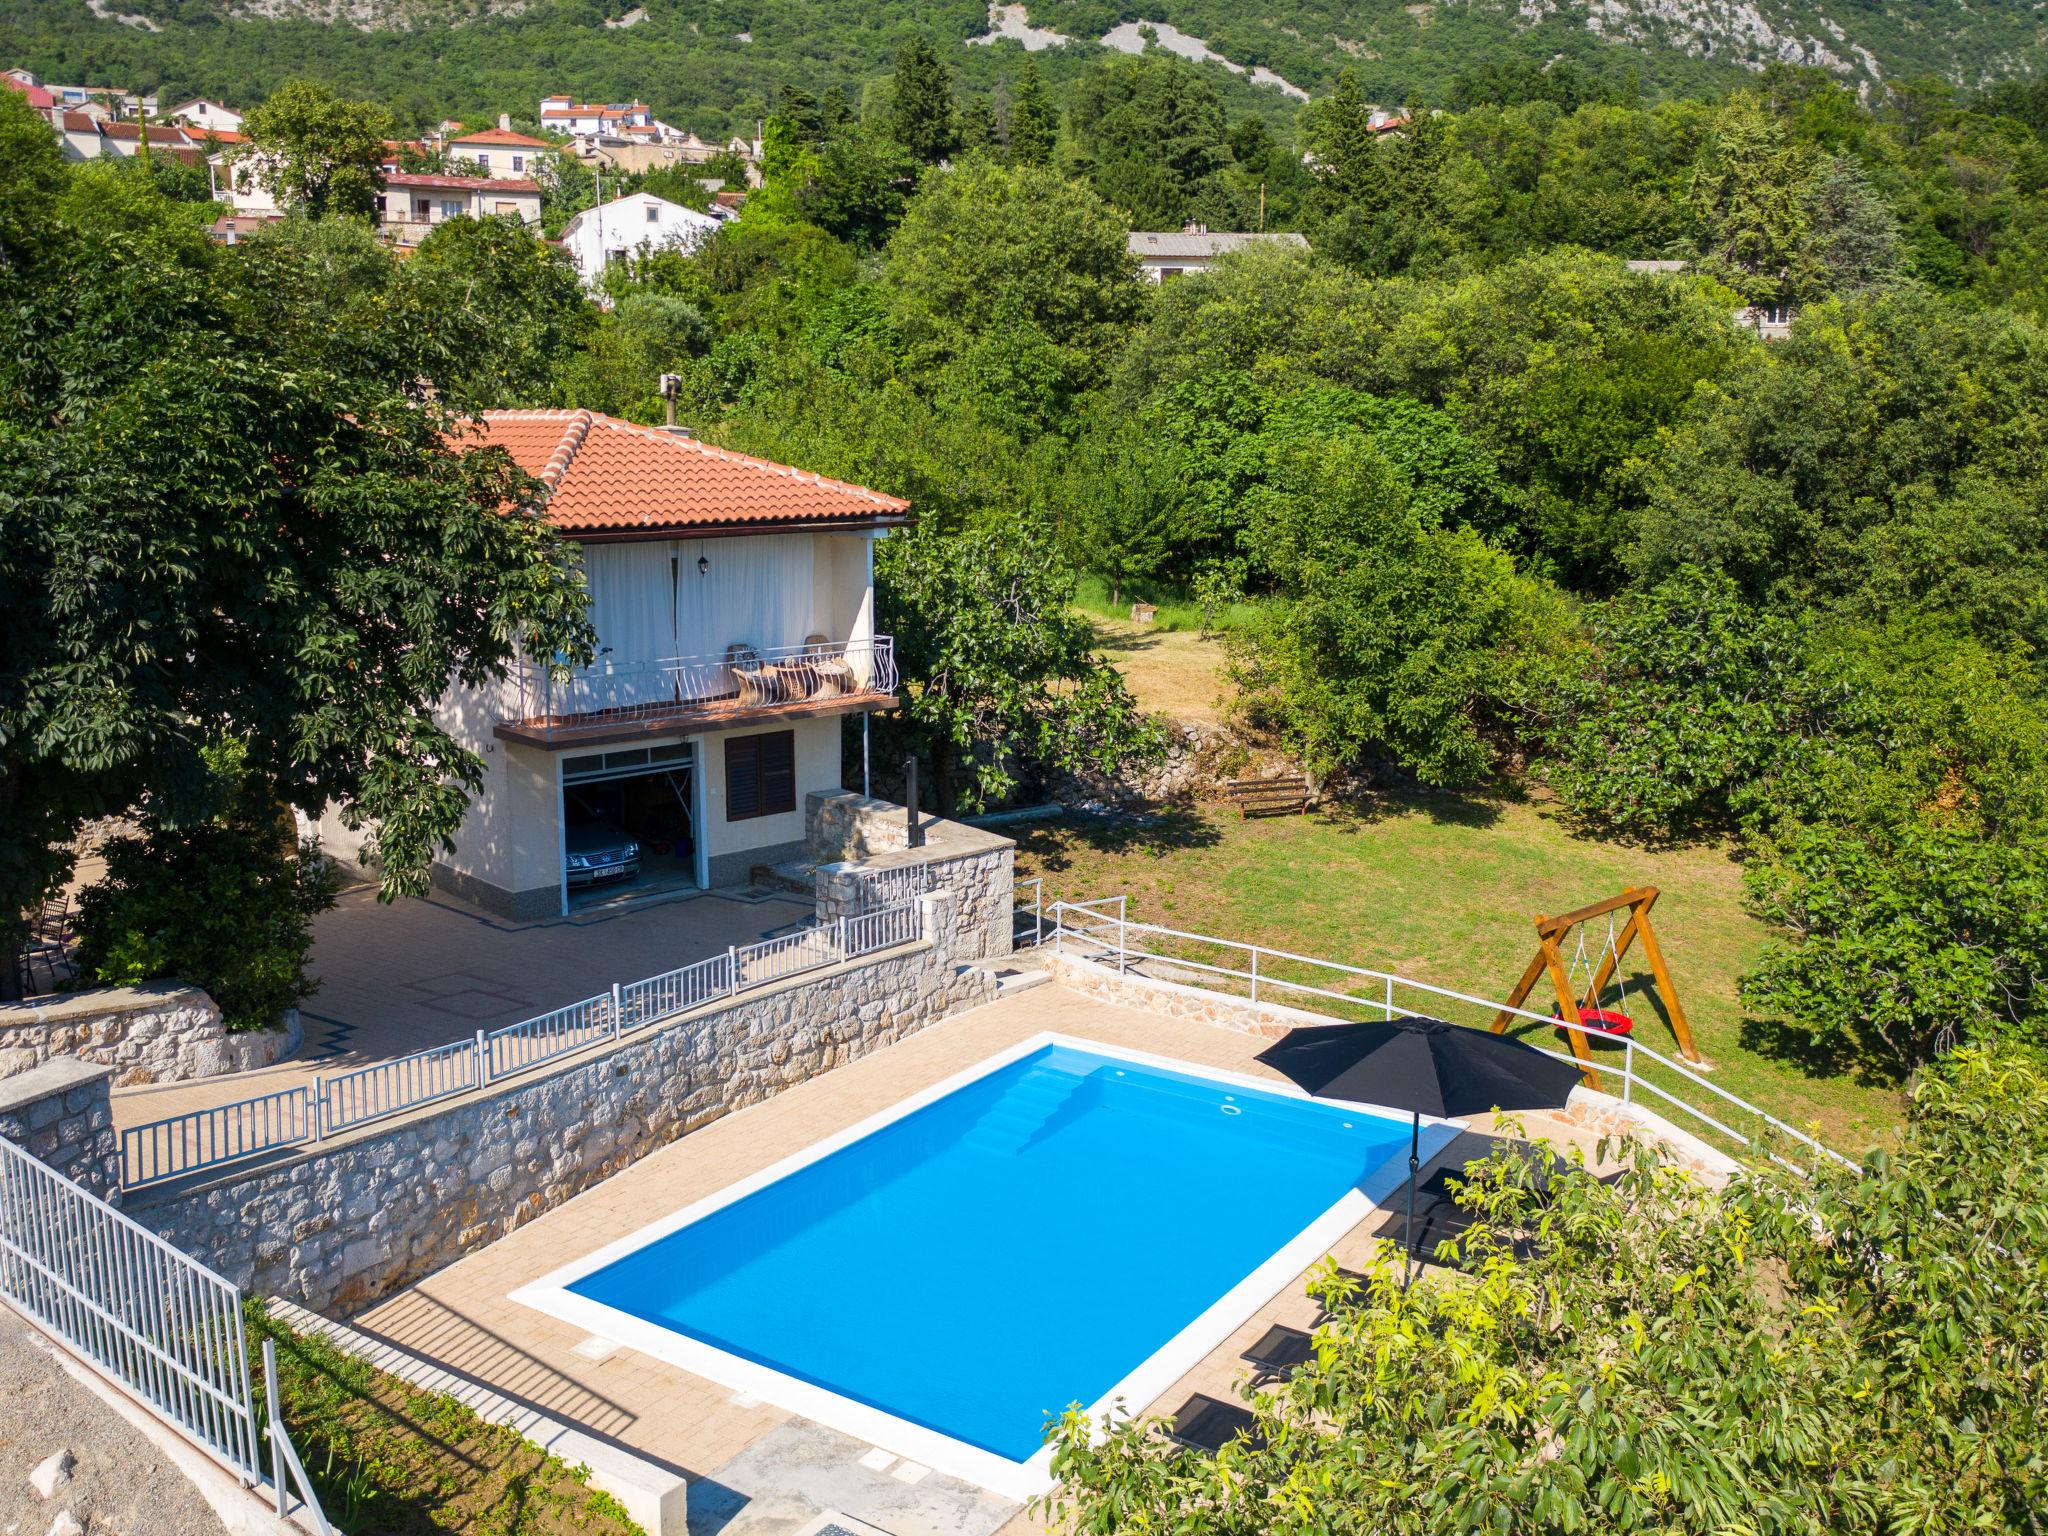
73,746,342,1031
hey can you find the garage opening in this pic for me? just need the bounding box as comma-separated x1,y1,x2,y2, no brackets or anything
561,741,699,909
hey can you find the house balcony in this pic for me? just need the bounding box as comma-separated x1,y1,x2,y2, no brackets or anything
494,635,900,749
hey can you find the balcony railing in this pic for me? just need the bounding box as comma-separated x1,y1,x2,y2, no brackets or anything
503,635,898,743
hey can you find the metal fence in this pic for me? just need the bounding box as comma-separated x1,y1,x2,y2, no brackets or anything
1047,898,1856,1178
847,863,935,914
120,900,929,1190
0,1133,262,1477
1010,876,1046,948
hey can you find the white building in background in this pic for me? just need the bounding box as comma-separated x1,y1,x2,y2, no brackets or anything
169,97,243,133
560,193,721,288
1126,226,1309,283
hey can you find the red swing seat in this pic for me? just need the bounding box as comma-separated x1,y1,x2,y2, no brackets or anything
1554,1006,1634,1038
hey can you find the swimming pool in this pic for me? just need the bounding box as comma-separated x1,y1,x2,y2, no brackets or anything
512,1033,1459,1496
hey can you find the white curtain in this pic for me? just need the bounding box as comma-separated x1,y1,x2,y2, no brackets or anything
676,535,817,659
580,542,679,710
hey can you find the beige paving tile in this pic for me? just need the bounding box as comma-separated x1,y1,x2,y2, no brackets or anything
349,982,1599,1491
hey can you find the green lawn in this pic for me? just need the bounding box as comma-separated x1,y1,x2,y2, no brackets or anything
1015,794,1906,1155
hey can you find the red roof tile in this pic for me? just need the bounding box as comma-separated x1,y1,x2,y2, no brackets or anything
451,127,552,148
2,77,54,109
469,410,911,536
386,171,542,194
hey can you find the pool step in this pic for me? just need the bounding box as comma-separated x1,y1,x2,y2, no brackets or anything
961,1071,1086,1157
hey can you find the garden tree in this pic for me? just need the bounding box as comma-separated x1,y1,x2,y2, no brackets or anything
0,90,593,987
534,148,596,238
73,741,343,1031
875,519,1160,815
772,84,831,148
1629,289,2048,644
1231,432,1565,787
889,36,959,165
1062,54,1235,229
1801,154,1901,294
1005,57,1057,167
1535,567,1833,842
1045,1041,2048,1534
1688,91,1816,304
880,158,1144,389
1742,820,2048,1070
637,164,716,211
1061,418,1182,605
388,214,593,412
238,78,393,220
959,94,998,154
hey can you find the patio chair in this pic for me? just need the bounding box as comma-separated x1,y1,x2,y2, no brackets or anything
801,633,855,699
1240,1323,1315,1381
1167,1394,1266,1454
726,643,776,708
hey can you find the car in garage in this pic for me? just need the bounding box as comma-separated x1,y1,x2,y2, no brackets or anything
563,817,641,888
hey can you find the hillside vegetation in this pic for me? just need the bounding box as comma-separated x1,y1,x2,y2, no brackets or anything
4,0,2044,137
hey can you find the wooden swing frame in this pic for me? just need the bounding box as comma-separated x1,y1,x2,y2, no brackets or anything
1489,886,1702,1091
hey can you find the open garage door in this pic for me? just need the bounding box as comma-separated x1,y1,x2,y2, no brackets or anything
561,742,700,909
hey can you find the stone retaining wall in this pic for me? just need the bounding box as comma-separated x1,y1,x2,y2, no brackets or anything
0,1059,119,1201
808,790,1015,961
132,899,996,1312
0,984,300,1087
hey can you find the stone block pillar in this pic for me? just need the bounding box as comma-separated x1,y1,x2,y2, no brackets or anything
0,1058,120,1201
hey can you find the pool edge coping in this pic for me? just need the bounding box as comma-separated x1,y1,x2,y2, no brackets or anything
506,1030,1463,1500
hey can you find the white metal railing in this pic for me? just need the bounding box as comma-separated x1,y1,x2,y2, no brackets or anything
1047,900,1856,1177
1011,876,1045,947
262,1337,333,1535
0,1134,262,1478
119,900,928,1190
518,635,898,732
849,862,934,914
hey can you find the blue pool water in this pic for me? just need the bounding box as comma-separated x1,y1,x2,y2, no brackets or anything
569,1044,1410,1461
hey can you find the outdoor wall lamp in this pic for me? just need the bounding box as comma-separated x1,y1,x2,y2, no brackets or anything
697,555,710,576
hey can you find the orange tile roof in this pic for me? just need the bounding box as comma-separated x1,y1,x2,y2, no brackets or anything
451,126,552,147
471,410,910,536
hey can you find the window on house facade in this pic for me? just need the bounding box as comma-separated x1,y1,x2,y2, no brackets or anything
441,199,463,218
475,151,490,169
725,731,795,821
512,154,525,172
645,205,659,222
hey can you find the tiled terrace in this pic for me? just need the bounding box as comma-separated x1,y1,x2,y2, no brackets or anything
347,980,1617,1536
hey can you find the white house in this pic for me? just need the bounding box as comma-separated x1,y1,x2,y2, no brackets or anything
446,125,552,177
169,97,242,133
1126,226,1310,282
377,171,544,244
312,409,912,917
539,96,654,138
560,193,721,287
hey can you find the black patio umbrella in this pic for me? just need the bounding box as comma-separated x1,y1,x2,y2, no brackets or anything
1255,1016,1584,1287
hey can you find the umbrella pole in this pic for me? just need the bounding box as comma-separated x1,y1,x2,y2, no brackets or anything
1403,1109,1419,1293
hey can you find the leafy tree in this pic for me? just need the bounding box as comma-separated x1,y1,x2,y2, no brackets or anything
555,290,714,421
881,158,1144,389
876,519,1160,814
1801,154,1901,296
0,90,593,984
1742,820,2048,1070
1063,53,1233,229
1536,567,1828,842
1006,57,1057,168
795,125,917,250
72,741,343,1031
1232,432,1562,787
890,36,959,166
238,78,393,220
1062,418,1182,605
1304,67,1386,219
1044,1040,2048,1534
391,214,592,410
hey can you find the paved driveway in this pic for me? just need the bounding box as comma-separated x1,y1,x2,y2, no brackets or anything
111,882,811,1130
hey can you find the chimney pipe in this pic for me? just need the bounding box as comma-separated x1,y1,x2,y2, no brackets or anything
498,111,511,131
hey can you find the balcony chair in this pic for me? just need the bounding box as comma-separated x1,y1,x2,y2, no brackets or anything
726,643,776,708
801,634,856,699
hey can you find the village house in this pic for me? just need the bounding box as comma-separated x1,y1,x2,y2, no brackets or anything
446,122,553,176
559,192,721,287
312,409,911,917
377,171,544,244
1126,225,1310,282
168,96,242,133
538,95,655,138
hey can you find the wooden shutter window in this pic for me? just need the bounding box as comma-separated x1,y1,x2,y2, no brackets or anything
725,731,795,821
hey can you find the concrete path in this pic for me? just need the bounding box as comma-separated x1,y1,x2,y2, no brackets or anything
0,1312,226,1535
112,882,810,1135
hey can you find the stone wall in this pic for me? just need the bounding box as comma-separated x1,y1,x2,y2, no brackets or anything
0,985,300,1087
133,897,996,1312
0,1059,119,1200
807,791,1015,961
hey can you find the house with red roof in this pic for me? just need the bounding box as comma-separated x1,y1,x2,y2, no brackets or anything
311,409,913,916
378,171,544,244
446,124,553,177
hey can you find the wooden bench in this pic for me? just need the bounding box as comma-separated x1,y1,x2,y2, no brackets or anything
1222,775,1310,818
